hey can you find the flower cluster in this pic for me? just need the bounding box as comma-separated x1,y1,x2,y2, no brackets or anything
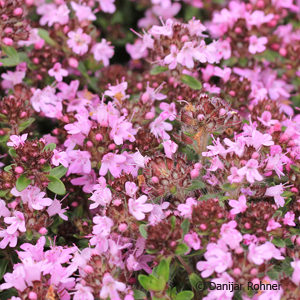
0,0,299,300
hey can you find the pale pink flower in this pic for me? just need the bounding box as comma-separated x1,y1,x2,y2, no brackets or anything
149,18,173,37
258,111,277,127
177,197,198,219
159,102,177,121
99,153,127,178
100,273,126,300
1,70,25,88
256,278,283,300
97,0,116,13
126,39,148,60
0,199,10,218
247,242,284,265
265,184,285,207
228,166,244,183
66,150,91,175
64,111,92,136
89,183,112,209
291,260,300,285
92,216,114,237
164,45,179,69
248,35,268,54
109,117,137,145
197,241,232,277
71,2,96,22
283,211,296,226
187,18,207,36
37,3,70,27
4,211,26,234
0,264,26,291
48,63,68,82
7,134,28,148
104,82,128,102
128,195,153,220
150,114,172,140
163,140,178,159
67,28,91,55
184,232,201,250
266,219,281,231
51,149,69,168
125,182,138,197
92,39,114,66
148,202,169,225
74,283,94,300
11,186,52,211
229,195,247,215
141,82,167,104
237,159,263,183
220,221,242,250
47,199,68,220
0,230,19,249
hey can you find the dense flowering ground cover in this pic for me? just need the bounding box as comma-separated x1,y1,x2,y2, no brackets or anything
0,0,299,299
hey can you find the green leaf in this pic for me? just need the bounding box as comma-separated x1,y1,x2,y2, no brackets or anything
37,28,57,46
186,180,205,191
138,274,166,292
43,143,56,152
0,259,8,280
16,174,31,192
2,45,18,58
150,65,168,75
175,291,194,300
272,237,285,248
49,165,67,179
4,164,15,172
181,219,190,236
18,118,35,133
46,175,66,195
155,259,170,282
8,148,17,157
175,243,189,255
139,224,148,239
133,290,146,300
0,46,19,67
189,273,203,291
180,75,202,90
170,215,176,230
267,269,279,280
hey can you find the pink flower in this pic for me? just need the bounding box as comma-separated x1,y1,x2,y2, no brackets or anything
148,202,169,225
109,117,137,145
1,70,25,88
92,39,114,66
37,3,70,27
99,153,127,178
47,199,68,220
125,181,138,197
0,265,26,291
64,111,92,136
128,195,153,220
7,134,28,148
283,211,296,226
163,140,178,159
184,232,201,250
141,82,167,104
66,150,91,175
159,102,177,121
248,35,268,54
266,219,281,231
196,241,232,277
177,197,198,219
89,183,112,209
265,184,285,207
228,167,244,183
51,149,69,168
104,82,128,102
71,2,96,22
11,186,52,211
74,283,94,300
67,28,91,55
247,242,284,265
164,45,179,69
237,159,263,183
92,216,114,237
97,0,116,13
0,199,10,218
48,63,68,82
220,221,242,250
4,211,26,234
100,273,126,300
149,18,173,37
291,260,300,285
0,230,19,249
258,111,277,127
150,114,173,140
229,195,247,215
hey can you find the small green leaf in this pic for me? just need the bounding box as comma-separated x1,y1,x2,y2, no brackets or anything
150,65,168,75
18,118,35,133
170,215,176,230
47,175,66,195
138,274,166,292
133,290,146,300
0,46,19,67
175,291,194,300
267,269,279,280
186,180,205,191
181,219,190,236
4,164,15,172
8,148,17,157
0,259,8,280
16,174,31,192
155,259,170,282
175,243,189,255
43,143,56,152
38,28,57,46
2,46,18,58
49,165,67,179
189,273,203,291
139,224,148,239
180,75,202,90
272,237,285,248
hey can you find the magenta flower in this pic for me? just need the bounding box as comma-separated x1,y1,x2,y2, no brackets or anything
283,211,296,226
48,63,68,82
67,28,91,55
266,219,282,231
128,195,153,220
109,117,137,145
